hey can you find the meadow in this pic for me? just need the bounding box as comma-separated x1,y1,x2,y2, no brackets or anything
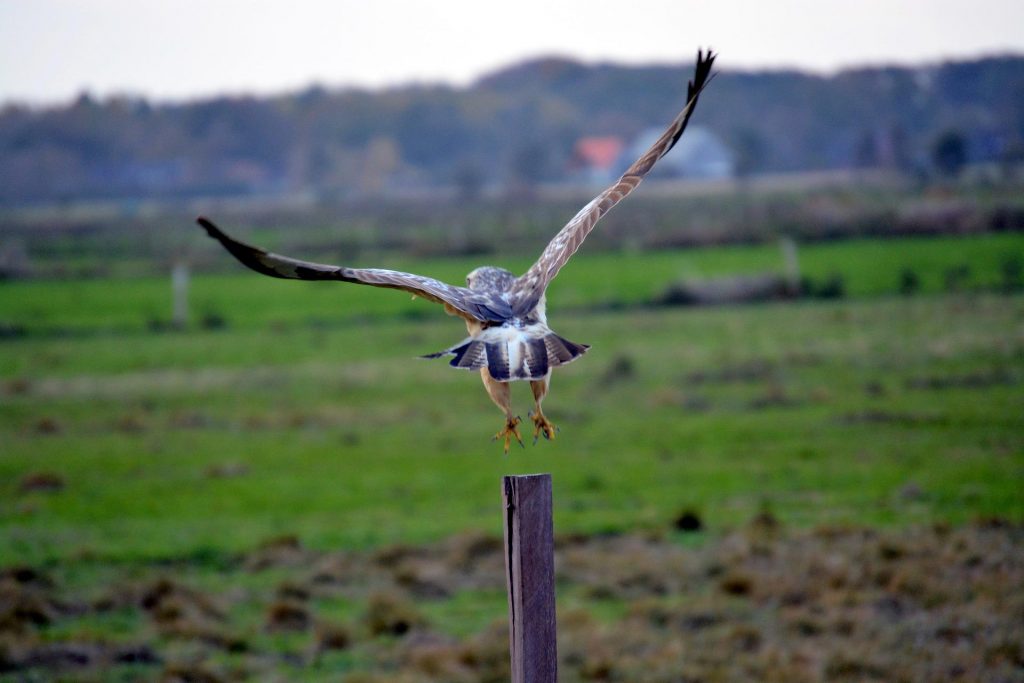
1,224,1023,680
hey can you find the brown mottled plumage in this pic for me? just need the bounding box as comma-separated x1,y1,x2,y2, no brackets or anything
198,50,716,452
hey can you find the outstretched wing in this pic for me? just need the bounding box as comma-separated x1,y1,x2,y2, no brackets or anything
508,49,716,317
197,217,512,323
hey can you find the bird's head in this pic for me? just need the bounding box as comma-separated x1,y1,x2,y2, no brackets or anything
466,266,515,292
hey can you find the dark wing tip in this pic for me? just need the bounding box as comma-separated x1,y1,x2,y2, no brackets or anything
663,48,718,153
196,215,223,239
688,48,717,100
194,215,288,279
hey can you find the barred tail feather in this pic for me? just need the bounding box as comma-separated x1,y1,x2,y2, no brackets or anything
420,337,488,370
524,337,550,379
545,333,590,364
421,330,589,382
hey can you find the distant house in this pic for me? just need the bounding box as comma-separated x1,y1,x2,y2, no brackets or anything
568,136,625,184
621,125,735,180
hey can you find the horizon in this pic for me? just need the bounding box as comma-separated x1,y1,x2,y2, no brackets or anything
4,48,1024,111
3,0,1024,107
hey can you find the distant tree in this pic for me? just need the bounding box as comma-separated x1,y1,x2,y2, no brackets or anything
932,130,968,177
854,130,879,168
507,142,549,196
887,122,914,174
731,128,767,178
359,136,399,196
453,159,485,202
72,90,97,109
394,95,469,168
3,54,1024,205
998,138,1024,179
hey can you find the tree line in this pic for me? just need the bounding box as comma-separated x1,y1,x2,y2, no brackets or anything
1,54,1022,205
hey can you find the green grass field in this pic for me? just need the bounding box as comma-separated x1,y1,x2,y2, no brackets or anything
3,232,1023,559
2,231,1022,339
1,231,1023,680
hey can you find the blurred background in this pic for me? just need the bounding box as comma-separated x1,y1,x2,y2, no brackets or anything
1,2,1023,681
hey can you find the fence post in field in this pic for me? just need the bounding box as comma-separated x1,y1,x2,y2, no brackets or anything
502,473,558,682
779,236,800,295
172,261,189,329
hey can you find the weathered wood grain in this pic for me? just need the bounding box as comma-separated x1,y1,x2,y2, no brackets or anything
503,473,557,682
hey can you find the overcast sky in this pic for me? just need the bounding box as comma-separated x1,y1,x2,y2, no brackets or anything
3,0,1023,105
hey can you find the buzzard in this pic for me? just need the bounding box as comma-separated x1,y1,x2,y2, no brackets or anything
198,50,715,452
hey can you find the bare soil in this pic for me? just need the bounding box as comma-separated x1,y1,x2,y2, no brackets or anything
2,518,1022,682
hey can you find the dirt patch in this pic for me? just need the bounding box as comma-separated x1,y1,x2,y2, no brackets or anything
685,359,777,385
747,384,804,410
837,410,950,426
363,592,428,637
906,369,1015,390
204,461,250,479
2,521,1022,681
32,417,61,435
17,472,65,494
598,354,636,385
264,600,311,633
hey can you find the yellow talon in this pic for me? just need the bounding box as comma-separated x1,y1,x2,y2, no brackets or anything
530,411,557,444
493,416,524,454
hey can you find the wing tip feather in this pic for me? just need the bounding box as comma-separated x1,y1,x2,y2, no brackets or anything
665,48,718,152
507,46,718,311
196,215,219,235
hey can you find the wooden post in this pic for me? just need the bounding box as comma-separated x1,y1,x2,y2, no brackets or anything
172,261,189,329
502,474,557,682
779,236,800,295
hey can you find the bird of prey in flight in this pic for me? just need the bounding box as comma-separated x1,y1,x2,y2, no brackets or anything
198,49,715,452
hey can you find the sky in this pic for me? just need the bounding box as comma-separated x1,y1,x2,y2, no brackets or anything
2,0,1023,105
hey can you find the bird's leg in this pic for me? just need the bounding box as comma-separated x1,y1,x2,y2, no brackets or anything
481,369,523,454
529,375,557,443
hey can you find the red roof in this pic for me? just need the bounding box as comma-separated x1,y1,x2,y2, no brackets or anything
572,136,623,170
